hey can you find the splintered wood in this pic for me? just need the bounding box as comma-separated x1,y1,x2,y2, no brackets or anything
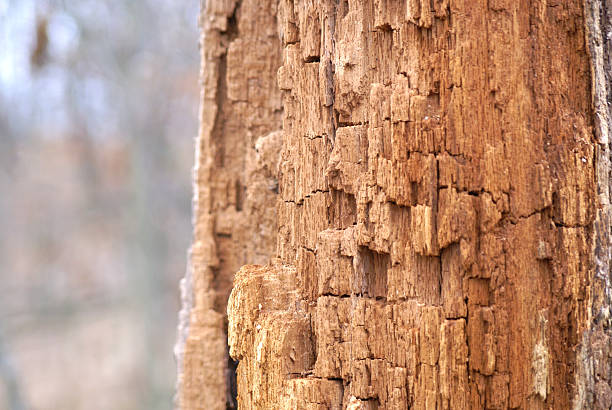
179,0,612,409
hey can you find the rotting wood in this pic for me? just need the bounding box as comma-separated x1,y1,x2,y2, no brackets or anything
177,0,612,408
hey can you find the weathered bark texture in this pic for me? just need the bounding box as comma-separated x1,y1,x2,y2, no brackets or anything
175,1,282,408
177,0,612,409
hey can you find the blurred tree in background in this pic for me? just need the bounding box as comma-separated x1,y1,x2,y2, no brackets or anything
0,0,199,408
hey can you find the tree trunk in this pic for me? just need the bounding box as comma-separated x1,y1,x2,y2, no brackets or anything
177,0,612,409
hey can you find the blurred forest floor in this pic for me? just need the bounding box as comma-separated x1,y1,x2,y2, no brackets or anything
0,1,199,409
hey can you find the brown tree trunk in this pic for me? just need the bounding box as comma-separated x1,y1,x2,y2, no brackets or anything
177,0,612,409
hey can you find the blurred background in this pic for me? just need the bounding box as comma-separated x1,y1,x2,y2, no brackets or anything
0,0,199,409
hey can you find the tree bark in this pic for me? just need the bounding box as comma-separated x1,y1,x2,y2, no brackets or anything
177,0,612,409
